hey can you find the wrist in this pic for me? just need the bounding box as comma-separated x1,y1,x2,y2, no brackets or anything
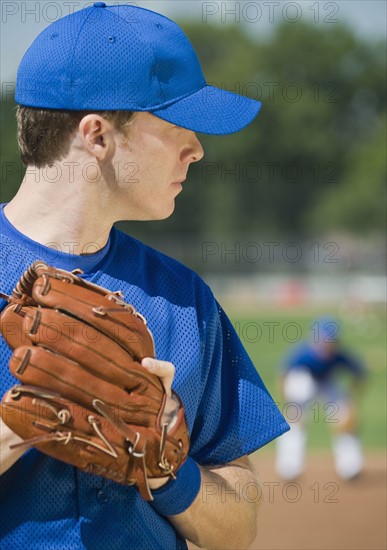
149,456,201,516
147,476,170,490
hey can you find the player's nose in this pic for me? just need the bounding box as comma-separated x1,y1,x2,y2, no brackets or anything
180,131,204,164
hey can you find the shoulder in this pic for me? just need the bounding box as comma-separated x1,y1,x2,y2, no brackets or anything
103,227,216,310
288,341,310,359
335,348,367,375
285,342,314,367
113,227,196,272
0,234,39,300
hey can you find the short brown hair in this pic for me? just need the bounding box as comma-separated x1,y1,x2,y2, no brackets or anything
16,106,134,168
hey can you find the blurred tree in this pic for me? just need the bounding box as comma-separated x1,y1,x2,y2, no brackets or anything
308,115,386,233
234,23,386,236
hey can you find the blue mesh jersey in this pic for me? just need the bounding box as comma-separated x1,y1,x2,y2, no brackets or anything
0,204,289,549
282,342,367,382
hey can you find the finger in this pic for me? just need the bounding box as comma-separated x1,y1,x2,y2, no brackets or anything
141,358,175,396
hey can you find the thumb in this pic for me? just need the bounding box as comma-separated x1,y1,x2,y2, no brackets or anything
141,357,175,397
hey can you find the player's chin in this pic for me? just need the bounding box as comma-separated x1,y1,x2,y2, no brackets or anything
135,193,180,221
144,202,177,221
158,204,176,220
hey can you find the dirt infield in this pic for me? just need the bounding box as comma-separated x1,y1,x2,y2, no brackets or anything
188,451,386,550
251,451,386,550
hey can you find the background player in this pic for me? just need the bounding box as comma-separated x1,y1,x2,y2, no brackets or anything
276,317,367,481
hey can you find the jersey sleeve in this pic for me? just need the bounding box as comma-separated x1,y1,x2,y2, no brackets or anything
188,289,289,465
280,343,310,373
336,350,368,379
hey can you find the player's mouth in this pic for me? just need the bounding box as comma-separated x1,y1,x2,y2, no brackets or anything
172,182,183,193
171,179,186,188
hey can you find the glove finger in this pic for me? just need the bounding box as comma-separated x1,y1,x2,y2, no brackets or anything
0,304,35,349
0,389,137,486
32,275,155,359
10,346,161,423
22,308,163,396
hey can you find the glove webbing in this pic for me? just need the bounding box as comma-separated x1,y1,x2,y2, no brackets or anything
8,386,175,500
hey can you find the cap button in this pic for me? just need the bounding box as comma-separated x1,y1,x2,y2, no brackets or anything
93,2,106,7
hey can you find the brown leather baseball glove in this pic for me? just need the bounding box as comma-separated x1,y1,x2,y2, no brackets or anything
0,261,189,500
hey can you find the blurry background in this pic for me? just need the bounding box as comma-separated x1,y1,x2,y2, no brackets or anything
1,1,386,548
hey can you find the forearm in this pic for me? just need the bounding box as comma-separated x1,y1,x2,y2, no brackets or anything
169,459,260,549
0,417,27,475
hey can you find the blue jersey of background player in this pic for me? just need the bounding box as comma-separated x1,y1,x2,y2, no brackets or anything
283,318,367,382
276,317,367,481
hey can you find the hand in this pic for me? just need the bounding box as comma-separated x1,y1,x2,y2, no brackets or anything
141,357,180,490
0,417,28,475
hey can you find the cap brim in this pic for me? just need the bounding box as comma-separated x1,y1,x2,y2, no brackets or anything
152,85,262,135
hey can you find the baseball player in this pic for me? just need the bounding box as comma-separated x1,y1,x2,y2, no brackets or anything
0,4,289,549
275,317,367,481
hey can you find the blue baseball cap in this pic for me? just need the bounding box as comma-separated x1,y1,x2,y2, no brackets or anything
15,2,262,135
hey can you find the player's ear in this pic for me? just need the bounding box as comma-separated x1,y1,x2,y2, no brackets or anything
78,114,115,161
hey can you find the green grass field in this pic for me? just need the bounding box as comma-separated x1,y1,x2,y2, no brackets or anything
226,305,386,451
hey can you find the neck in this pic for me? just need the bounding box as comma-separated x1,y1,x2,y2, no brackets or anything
5,166,115,256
